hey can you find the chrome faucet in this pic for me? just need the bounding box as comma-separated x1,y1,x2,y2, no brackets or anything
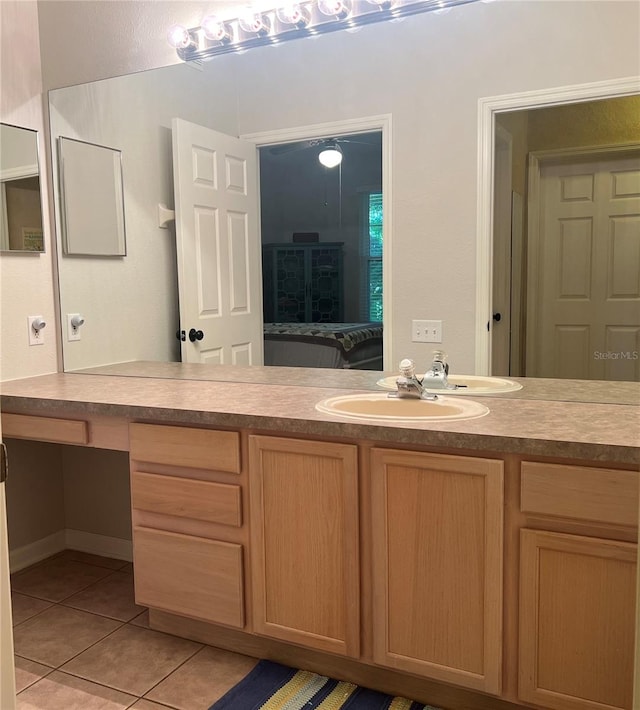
390,359,438,401
422,350,460,390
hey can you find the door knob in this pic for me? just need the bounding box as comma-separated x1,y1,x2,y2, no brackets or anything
176,330,186,341
188,328,204,342
492,312,502,322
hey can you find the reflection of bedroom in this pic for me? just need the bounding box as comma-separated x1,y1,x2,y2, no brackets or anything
258,131,383,370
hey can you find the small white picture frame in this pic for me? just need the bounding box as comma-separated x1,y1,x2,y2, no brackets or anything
58,137,126,256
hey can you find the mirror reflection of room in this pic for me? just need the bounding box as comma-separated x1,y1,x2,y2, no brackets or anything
259,132,384,369
45,2,640,384
0,124,44,253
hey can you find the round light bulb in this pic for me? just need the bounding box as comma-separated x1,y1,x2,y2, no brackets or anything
366,0,395,7
318,144,343,168
238,9,270,34
317,0,351,18
201,15,229,42
167,24,192,49
276,4,310,26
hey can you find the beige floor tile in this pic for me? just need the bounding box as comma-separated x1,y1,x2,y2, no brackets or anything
12,593,53,626
146,646,258,710
16,670,136,710
12,557,114,602
130,701,175,710
14,656,54,693
61,550,130,571
61,624,203,697
13,605,122,667
63,570,146,621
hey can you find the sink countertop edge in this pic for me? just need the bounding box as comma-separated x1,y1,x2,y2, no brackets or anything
1,372,639,465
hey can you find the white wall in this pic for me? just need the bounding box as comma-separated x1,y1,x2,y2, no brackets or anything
35,0,640,374
0,0,58,381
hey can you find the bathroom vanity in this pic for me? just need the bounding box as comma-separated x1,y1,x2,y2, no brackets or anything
1,367,638,710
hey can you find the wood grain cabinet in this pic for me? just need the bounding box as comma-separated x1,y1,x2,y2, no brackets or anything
249,435,360,657
518,461,638,710
369,448,504,695
129,423,245,628
519,529,637,710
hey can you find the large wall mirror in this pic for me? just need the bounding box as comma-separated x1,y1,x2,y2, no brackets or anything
0,123,45,253
47,1,640,396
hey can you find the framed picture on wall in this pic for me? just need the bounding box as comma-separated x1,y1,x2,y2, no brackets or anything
58,137,126,256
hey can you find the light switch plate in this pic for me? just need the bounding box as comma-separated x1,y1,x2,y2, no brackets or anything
412,319,442,343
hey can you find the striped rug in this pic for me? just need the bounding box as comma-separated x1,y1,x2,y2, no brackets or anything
209,659,442,710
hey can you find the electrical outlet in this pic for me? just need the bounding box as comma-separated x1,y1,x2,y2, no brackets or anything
412,319,442,343
67,313,84,341
28,316,46,346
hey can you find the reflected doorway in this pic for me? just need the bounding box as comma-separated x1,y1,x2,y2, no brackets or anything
256,129,385,370
491,94,640,381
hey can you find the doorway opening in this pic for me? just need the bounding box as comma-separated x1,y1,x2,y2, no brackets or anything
254,126,387,370
484,87,640,382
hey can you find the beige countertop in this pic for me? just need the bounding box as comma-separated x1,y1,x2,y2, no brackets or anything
1,370,639,464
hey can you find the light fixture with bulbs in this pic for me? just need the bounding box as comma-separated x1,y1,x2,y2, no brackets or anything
318,143,343,168
169,0,482,61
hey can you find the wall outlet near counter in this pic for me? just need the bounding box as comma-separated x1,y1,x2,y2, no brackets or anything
67,313,84,341
28,316,46,346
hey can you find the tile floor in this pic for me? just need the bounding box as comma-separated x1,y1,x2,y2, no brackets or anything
10,550,258,710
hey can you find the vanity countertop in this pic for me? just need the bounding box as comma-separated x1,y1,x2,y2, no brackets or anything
72,360,640,406
1,369,639,464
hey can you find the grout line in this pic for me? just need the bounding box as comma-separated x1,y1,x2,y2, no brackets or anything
58,616,127,668
14,656,56,695
138,642,205,704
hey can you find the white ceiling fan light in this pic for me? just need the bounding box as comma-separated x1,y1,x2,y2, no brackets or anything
318,142,343,168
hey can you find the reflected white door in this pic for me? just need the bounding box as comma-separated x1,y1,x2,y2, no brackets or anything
172,119,263,365
0,442,16,709
491,126,513,376
527,150,640,380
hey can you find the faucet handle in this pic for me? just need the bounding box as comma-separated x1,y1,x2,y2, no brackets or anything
399,358,416,378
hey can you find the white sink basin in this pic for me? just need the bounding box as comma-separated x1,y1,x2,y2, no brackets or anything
376,374,522,395
315,393,489,422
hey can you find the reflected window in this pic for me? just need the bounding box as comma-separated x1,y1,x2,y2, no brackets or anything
361,191,383,321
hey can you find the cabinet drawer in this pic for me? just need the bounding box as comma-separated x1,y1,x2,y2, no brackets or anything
2,413,88,445
131,471,241,526
133,526,244,628
521,461,638,527
129,423,240,473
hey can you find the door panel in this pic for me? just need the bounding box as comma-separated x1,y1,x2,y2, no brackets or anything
172,119,263,365
528,151,640,380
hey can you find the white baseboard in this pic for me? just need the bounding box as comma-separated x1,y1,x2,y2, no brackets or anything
10,530,132,573
64,530,132,563
9,531,66,573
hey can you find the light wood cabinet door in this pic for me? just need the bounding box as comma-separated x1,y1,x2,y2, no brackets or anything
519,529,637,710
249,435,359,657
370,448,504,694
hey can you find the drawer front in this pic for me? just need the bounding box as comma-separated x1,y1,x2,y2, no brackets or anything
129,423,240,473
521,461,639,527
133,526,244,628
131,471,241,526
2,413,88,445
